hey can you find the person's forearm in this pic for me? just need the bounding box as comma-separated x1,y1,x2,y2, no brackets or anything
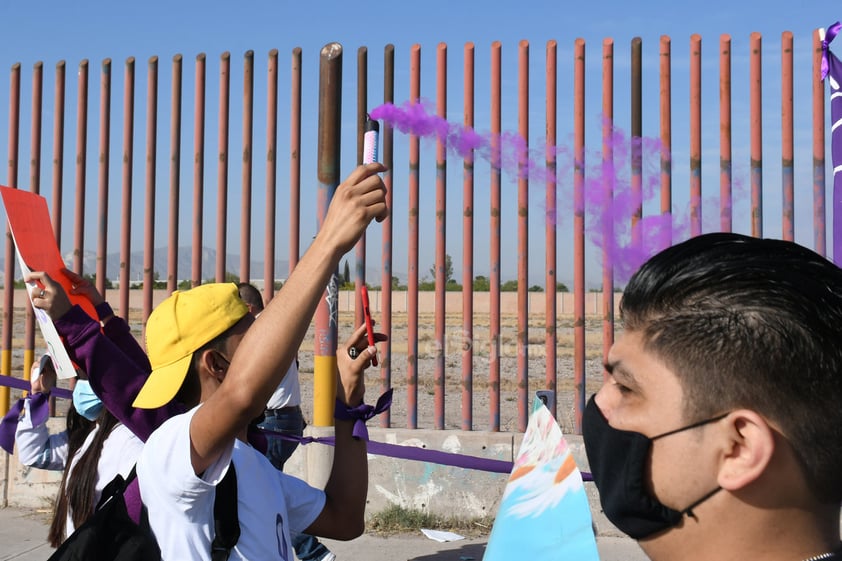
210,236,342,423
56,305,181,441
321,418,368,540
16,422,68,470
97,301,152,372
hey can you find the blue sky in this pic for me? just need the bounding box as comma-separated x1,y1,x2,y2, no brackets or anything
0,0,838,287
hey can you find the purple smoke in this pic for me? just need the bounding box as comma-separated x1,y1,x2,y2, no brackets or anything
371,100,693,283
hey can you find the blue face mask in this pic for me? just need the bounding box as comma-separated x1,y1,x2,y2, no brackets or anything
72,380,104,421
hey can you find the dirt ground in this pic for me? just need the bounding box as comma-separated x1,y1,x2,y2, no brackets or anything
296,311,609,434
5,308,612,435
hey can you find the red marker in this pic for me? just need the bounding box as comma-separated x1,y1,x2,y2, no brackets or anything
360,285,378,366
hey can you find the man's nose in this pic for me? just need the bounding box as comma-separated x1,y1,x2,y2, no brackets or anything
593,384,613,422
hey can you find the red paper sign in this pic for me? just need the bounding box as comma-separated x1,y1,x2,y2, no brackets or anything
0,186,97,320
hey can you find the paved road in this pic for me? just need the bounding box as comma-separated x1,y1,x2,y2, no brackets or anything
0,506,649,560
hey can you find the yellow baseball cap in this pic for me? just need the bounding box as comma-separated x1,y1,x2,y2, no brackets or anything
132,283,248,409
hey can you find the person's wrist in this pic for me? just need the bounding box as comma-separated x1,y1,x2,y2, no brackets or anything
333,389,393,440
94,301,114,323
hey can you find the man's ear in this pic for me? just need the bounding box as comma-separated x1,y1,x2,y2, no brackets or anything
197,349,226,382
717,410,776,491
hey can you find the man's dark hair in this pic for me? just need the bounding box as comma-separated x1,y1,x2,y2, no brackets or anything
620,232,842,502
237,282,264,314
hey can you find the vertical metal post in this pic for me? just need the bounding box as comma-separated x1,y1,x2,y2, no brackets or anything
750,32,763,238
96,59,111,299
813,30,827,257
1,63,20,416
690,35,702,237
720,35,733,232
313,42,343,427
24,63,44,378
216,52,230,282
489,41,502,432
406,44,420,429
545,40,558,419
143,57,158,331
462,42,475,430
191,54,206,287
782,32,794,241
49,61,64,415
264,49,279,302
119,57,135,317
240,51,254,282
167,55,183,293
355,47,368,328
517,40,529,432
573,38,586,434
601,38,614,368
289,48,302,276
380,44,395,427
51,61,66,256
73,60,89,275
631,38,643,247
289,48,302,275
434,43,447,430
660,36,672,238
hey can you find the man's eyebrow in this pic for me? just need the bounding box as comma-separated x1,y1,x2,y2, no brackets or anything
603,360,638,387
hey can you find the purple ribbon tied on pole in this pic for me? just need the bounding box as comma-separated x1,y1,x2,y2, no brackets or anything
822,21,842,80
334,388,393,440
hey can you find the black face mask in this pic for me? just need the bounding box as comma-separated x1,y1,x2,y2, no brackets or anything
582,395,725,540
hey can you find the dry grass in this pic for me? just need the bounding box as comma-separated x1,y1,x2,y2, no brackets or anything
366,504,494,538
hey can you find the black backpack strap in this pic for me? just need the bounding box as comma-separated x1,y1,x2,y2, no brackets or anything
211,464,240,561
95,464,136,510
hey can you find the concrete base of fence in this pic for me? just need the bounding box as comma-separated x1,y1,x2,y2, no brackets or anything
0,419,624,537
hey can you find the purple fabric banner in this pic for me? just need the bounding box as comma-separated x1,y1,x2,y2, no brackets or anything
823,22,842,264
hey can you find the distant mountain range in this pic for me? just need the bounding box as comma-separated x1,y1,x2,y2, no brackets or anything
0,246,392,285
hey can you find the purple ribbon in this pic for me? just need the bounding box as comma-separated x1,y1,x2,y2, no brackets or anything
821,21,842,80
333,388,394,440
0,374,73,399
0,392,52,454
260,429,592,481
261,392,594,482
0,377,73,454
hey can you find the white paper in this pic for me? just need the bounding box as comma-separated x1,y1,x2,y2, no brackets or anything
12,235,77,379
420,529,465,543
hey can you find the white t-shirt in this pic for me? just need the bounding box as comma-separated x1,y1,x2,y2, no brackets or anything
265,360,302,410
15,400,142,536
137,405,325,561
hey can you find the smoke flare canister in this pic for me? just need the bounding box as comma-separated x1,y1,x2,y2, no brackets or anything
363,115,379,164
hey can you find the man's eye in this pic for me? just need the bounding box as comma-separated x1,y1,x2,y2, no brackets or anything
612,380,632,394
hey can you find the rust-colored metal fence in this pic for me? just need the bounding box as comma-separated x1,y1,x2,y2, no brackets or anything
0,30,832,434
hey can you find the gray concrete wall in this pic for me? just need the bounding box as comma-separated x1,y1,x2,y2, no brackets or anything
1,421,622,537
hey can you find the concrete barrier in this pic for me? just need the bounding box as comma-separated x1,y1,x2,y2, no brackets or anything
1,420,623,536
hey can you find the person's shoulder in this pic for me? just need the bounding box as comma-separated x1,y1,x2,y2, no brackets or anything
143,406,199,449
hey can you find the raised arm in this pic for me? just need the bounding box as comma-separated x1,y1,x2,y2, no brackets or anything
303,323,378,540
62,269,152,372
15,363,69,470
28,273,182,441
189,162,388,475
